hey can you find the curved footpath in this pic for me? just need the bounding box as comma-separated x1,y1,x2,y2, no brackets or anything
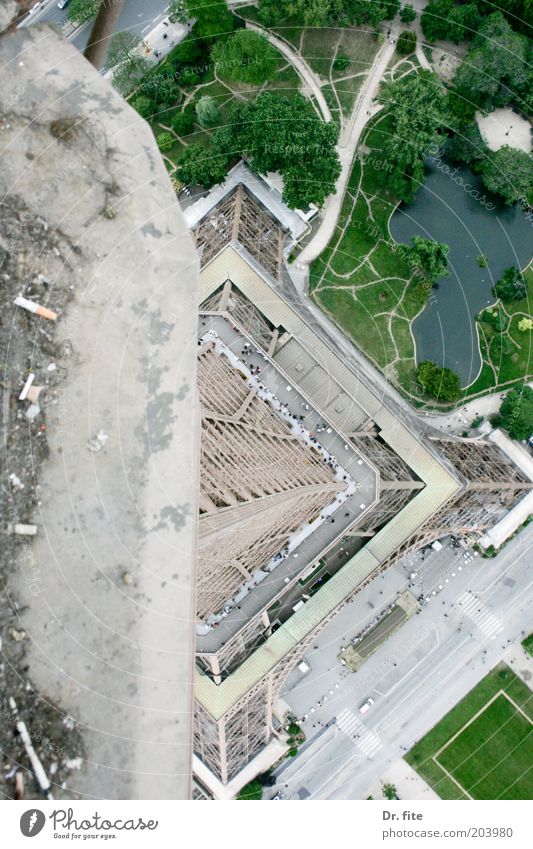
244,20,332,122
296,24,400,267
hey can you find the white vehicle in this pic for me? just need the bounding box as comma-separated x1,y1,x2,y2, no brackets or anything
58,0,70,8
359,697,375,714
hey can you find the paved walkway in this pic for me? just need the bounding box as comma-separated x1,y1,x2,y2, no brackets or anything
366,758,440,800
245,20,332,122
419,382,533,436
296,26,400,267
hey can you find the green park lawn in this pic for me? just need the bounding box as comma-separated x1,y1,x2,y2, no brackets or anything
466,265,533,398
141,49,301,178
236,6,382,119
406,665,533,800
310,109,426,391
309,104,533,407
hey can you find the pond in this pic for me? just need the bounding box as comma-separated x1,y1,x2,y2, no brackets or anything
389,155,532,387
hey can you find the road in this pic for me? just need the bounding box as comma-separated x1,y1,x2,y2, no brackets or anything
21,0,172,51
269,527,533,800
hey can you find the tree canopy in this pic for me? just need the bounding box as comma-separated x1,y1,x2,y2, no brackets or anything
183,0,234,38
400,4,416,23
177,144,230,187
377,70,448,202
107,32,149,95
421,0,481,44
196,95,220,128
444,120,487,164
213,92,341,209
481,146,533,206
257,0,399,27
396,30,417,54
416,361,461,400
498,385,533,440
68,0,99,24
211,30,277,86
407,236,449,282
451,13,531,111
493,267,527,302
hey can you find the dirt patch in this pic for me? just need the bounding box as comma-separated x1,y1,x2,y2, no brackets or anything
0,198,84,800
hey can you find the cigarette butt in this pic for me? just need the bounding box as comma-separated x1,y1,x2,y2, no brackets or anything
14,523,38,535
14,296,57,321
19,373,35,401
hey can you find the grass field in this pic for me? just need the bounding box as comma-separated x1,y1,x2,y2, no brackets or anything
309,104,533,407
236,6,382,118
406,665,533,800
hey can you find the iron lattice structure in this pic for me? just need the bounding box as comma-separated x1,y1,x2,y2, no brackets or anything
197,343,342,620
191,183,533,789
194,184,285,279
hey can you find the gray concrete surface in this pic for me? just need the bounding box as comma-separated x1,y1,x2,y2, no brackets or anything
2,26,198,799
269,526,533,799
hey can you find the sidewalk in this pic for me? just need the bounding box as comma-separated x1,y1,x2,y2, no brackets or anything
296,26,399,268
104,16,189,82
141,16,189,65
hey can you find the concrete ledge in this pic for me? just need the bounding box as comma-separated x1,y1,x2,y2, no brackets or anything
2,26,198,799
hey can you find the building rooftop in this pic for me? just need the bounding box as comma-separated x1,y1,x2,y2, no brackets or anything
196,313,378,652
194,243,462,717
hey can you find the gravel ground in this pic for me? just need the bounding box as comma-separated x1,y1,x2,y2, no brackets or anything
0,197,84,800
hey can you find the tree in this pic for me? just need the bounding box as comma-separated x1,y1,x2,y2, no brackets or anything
344,0,400,26
258,0,342,27
177,144,230,187
172,108,195,136
131,95,154,120
258,0,400,27
196,95,220,128
236,779,263,800
211,30,277,86
333,55,351,71
213,92,340,209
377,70,448,202
421,0,481,44
183,0,233,39
407,236,449,282
157,132,174,152
68,0,100,25
257,772,276,787
481,146,533,206
444,121,487,164
494,267,527,302
451,13,530,110
106,31,149,95
396,31,417,54
400,3,416,23
498,385,533,440
106,31,141,68
416,361,461,400
382,782,399,800
168,0,187,24
518,317,533,331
